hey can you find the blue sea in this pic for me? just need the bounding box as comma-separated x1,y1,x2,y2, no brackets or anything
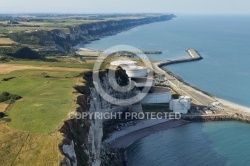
126,122,250,166
85,15,250,166
86,15,250,108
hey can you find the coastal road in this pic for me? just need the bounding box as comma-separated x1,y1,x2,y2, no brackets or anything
152,49,216,106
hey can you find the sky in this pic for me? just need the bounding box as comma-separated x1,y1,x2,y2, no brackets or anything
0,0,249,14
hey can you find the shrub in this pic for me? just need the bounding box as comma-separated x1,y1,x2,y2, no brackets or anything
9,47,42,59
0,112,5,118
0,91,22,102
2,77,15,81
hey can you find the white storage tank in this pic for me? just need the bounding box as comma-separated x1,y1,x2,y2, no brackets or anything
123,66,148,78
130,77,155,87
169,98,191,114
110,60,138,69
184,96,191,102
140,86,172,104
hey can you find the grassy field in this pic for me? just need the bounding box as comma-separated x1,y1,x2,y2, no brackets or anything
0,19,99,34
0,34,16,45
0,58,91,164
4,60,94,69
0,69,81,133
0,124,64,165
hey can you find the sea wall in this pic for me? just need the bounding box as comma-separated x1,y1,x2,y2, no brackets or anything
182,114,250,123
158,48,203,68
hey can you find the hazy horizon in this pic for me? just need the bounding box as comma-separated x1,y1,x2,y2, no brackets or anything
0,0,250,15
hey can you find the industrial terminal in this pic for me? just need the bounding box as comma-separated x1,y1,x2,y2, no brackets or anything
110,59,192,114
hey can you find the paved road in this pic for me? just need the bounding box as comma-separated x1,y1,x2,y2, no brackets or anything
152,62,215,106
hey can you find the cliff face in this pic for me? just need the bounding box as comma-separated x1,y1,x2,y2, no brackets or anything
50,14,175,51
7,14,175,53
59,70,142,166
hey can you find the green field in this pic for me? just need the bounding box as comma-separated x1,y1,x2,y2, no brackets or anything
0,19,98,33
0,69,81,133
3,59,95,69
0,57,91,165
0,124,64,165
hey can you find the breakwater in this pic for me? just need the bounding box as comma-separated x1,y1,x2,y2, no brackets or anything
182,114,250,124
153,48,215,105
158,48,203,68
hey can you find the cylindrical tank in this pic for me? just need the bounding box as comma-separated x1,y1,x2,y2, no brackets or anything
169,99,190,114
140,86,172,104
110,60,138,68
183,96,191,101
130,77,155,87
124,66,147,77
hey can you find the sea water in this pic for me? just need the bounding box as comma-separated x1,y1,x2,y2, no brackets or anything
126,122,250,166
85,15,250,107
85,15,250,166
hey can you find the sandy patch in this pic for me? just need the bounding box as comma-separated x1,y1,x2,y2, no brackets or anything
0,103,9,112
0,64,87,74
0,38,16,45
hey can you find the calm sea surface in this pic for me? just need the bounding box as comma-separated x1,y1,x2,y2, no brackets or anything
126,122,250,166
86,15,250,107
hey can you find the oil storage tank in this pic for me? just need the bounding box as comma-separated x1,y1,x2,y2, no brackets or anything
169,97,191,114
123,66,148,78
110,60,137,68
140,86,172,104
131,77,155,87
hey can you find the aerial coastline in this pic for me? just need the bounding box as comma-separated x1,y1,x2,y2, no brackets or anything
75,45,250,151
103,47,250,150
1,13,250,166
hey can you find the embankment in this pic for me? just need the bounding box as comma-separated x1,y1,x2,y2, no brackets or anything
158,48,203,68
182,114,250,123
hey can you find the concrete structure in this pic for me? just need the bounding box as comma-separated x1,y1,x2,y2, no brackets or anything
130,77,155,87
122,66,148,78
169,96,191,114
110,60,147,77
110,60,137,69
140,86,172,104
